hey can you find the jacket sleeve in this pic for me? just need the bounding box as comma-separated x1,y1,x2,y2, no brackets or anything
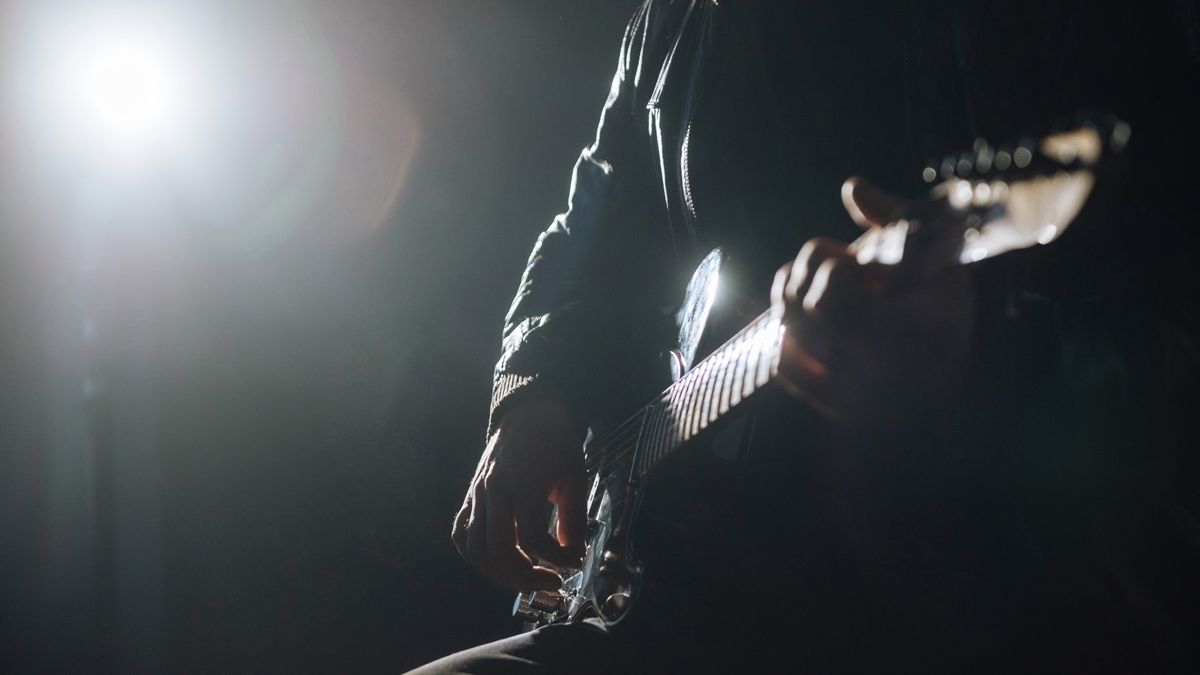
487,1,691,437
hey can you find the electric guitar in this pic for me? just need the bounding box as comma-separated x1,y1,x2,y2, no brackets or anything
512,121,1129,628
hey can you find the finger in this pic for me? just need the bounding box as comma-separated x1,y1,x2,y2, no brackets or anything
485,490,561,591
801,253,865,323
492,552,563,592
552,478,587,560
841,176,909,229
785,237,846,307
771,263,791,310
515,502,577,568
484,487,564,588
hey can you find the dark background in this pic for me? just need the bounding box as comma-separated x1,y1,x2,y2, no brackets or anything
0,1,639,670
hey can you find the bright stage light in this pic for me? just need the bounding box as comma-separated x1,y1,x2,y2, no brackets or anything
76,38,180,146
15,9,200,167
60,29,188,157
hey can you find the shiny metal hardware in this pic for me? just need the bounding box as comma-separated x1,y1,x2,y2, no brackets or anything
603,591,630,614
512,590,567,623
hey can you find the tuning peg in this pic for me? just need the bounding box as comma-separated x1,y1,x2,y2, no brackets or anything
598,550,634,583
955,153,974,177
994,146,1014,171
939,156,956,180
1013,139,1035,169
975,143,995,174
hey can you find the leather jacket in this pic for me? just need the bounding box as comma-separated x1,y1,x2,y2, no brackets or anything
488,0,718,434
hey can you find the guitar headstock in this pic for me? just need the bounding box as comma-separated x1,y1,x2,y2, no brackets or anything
850,119,1130,274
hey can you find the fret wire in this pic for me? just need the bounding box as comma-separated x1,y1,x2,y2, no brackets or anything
711,340,733,422
635,405,656,476
717,333,744,417
729,329,750,408
756,317,781,388
674,362,701,445
696,355,710,432
742,319,767,399
683,358,708,439
707,351,728,429
680,358,706,442
650,381,685,473
588,308,782,483
710,343,729,422
659,380,686,465
680,359,703,441
701,349,723,431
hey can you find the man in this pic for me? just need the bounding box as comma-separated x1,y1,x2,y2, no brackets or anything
418,1,1200,671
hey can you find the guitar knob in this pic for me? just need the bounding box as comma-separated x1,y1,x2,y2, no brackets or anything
603,591,631,614
598,551,633,583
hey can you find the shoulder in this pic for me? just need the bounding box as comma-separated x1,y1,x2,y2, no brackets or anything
616,0,716,90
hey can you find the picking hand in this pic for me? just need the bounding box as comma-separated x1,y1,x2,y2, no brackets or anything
451,396,587,591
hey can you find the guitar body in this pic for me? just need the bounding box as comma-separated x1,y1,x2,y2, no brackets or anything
517,248,822,630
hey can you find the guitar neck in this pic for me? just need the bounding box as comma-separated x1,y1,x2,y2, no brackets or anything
606,304,786,478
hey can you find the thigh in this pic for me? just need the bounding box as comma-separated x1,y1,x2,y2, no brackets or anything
407,620,625,675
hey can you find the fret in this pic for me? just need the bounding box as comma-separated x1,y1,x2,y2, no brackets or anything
707,344,731,424
671,365,693,445
656,379,679,454
693,356,717,436
626,306,788,477
635,407,655,476
755,316,782,388
718,333,745,416
684,357,711,439
729,329,750,408
671,374,691,446
663,378,686,449
707,346,734,427
736,316,769,397
722,332,749,413
695,356,716,434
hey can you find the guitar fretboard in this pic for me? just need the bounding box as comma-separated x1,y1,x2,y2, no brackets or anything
632,305,785,476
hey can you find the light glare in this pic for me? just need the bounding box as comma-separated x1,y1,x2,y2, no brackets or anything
78,40,179,145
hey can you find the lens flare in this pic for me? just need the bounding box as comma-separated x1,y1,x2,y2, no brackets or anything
77,39,180,145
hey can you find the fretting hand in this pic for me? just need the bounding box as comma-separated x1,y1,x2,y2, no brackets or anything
771,177,976,422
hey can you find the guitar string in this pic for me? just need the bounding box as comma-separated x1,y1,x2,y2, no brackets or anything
590,314,779,480
590,352,754,479
583,414,646,473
